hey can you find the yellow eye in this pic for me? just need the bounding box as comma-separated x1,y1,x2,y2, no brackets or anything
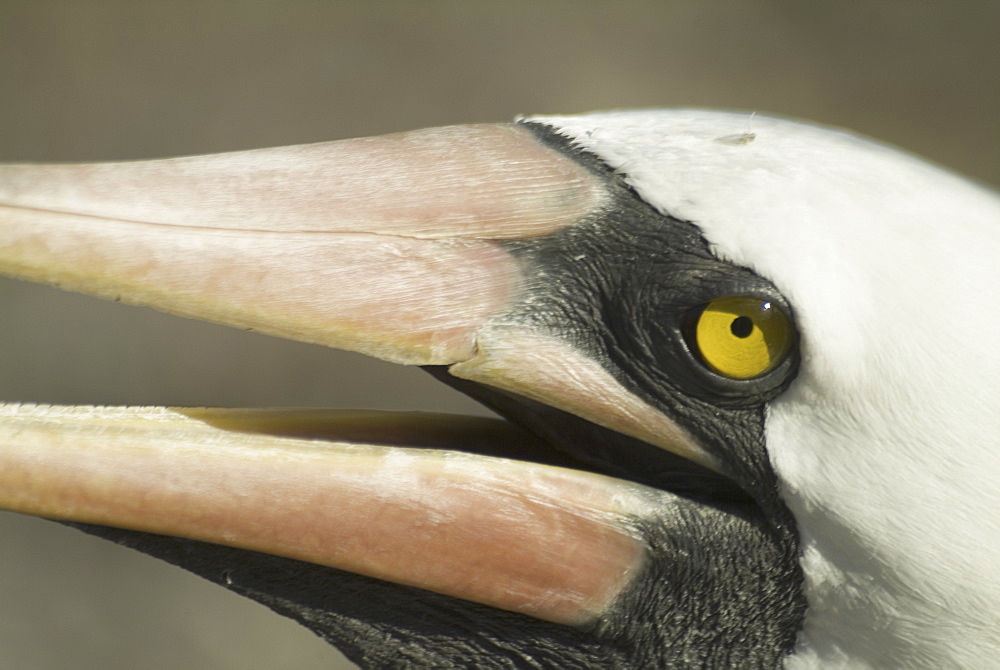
694,297,793,380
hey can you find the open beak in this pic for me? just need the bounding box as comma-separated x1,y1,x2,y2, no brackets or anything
0,124,708,627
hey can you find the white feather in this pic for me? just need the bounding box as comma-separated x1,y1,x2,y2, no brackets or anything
532,109,1000,667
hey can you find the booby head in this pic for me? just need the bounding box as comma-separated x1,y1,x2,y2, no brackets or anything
0,110,997,667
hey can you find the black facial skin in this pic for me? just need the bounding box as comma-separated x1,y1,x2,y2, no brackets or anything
58,123,807,668
508,122,800,522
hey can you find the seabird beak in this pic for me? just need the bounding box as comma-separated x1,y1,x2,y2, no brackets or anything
0,124,708,627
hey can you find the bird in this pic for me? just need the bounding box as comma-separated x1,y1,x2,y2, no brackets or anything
0,109,998,668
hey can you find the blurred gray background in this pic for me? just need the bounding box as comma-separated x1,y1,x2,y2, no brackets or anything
1,2,997,668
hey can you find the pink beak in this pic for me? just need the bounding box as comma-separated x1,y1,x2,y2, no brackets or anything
0,123,703,626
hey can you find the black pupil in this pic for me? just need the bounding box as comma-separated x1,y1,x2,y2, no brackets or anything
730,316,754,338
